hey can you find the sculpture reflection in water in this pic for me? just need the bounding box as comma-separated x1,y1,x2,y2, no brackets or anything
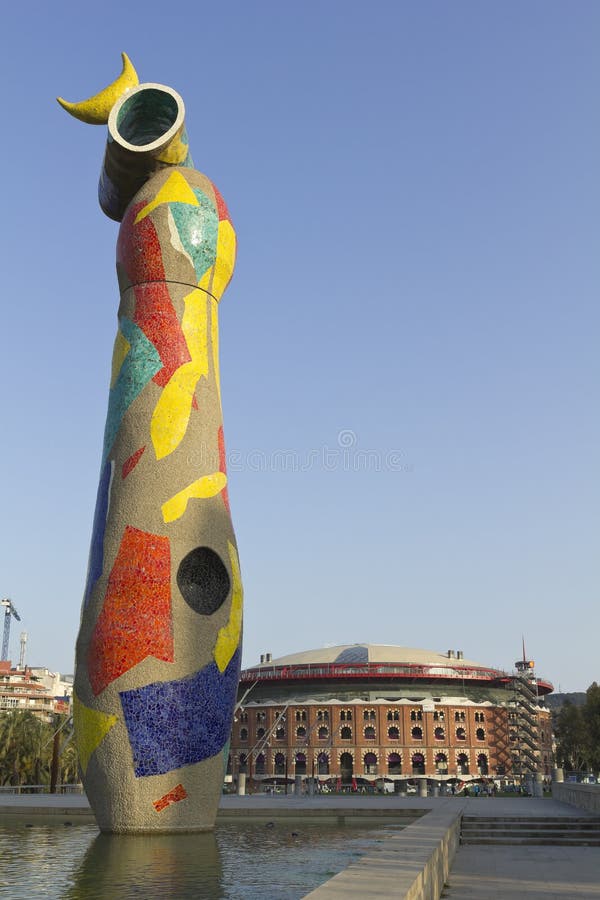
64,832,223,899
58,54,242,833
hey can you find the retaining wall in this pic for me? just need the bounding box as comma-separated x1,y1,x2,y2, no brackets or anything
552,782,600,814
303,802,463,900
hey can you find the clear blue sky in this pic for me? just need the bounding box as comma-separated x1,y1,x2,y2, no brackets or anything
1,1,598,692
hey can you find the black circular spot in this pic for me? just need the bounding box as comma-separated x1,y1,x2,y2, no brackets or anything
177,546,231,615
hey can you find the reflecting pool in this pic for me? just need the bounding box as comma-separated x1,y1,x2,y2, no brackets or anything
0,821,405,898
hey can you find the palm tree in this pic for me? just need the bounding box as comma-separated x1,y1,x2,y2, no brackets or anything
0,711,53,786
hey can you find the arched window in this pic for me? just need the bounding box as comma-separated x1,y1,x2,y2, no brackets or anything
256,711,265,722
364,752,378,775
257,727,265,739
240,727,248,741
274,753,286,775
411,726,423,740
434,727,445,741
317,752,330,775
255,753,266,775
341,726,352,740
295,752,307,775
388,752,402,775
318,725,329,740
275,726,285,740
456,727,466,741
388,726,399,740
412,752,425,775
477,753,488,775
387,710,393,721
239,753,248,773
296,726,306,739
475,727,485,741
457,753,469,775
435,752,448,774
364,726,376,740
340,752,353,783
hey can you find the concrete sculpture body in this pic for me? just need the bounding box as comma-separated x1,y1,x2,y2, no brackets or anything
59,56,242,833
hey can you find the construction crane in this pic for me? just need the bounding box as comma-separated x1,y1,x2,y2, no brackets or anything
1,598,21,662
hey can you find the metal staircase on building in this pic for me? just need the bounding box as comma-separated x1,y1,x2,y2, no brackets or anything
247,702,291,771
461,815,600,846
509,673,542,777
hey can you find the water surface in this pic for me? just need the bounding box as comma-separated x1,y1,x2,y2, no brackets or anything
0,821,403,898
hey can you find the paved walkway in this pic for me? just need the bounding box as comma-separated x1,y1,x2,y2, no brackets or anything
445,844,600,899
444,797,600,899
460,796,594,817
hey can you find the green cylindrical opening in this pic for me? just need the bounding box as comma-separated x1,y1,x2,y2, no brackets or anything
115,88,179,147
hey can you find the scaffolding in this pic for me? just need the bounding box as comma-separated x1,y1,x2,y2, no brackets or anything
509,670,541,777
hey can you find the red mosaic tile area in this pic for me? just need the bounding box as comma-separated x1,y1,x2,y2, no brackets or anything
211,182,231,222
153,782,187,812
117,203,191,387
218,425,230,513
88,526,174,695
122,445,146,479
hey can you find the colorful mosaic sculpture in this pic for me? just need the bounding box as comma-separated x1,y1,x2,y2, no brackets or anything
59,55,242,833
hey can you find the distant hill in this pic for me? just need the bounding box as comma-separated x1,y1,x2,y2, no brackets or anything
545,692,586,710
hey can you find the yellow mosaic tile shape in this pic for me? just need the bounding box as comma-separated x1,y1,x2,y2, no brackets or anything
134,170,200,224
73,691,118,775
161,471,227,523
214,542,243,672
150,290,209,460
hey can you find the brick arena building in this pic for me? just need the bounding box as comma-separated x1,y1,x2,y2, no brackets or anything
228,644,553,788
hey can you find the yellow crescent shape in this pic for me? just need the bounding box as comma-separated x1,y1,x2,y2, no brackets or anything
57,52,139,125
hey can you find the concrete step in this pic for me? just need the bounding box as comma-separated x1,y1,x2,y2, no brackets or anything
462,828,600,837
462,822,600,832
462,816,600,823
461,815,600,846
461,836,600,846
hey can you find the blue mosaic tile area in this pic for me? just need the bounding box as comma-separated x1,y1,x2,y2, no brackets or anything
83,459,113,606
120,648,241,777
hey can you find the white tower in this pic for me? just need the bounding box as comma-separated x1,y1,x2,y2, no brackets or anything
19,631,27,669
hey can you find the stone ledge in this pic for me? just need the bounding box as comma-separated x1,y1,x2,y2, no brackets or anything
302,801,464,899
552,782,600,814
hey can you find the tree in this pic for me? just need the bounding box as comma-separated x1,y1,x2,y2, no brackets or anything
0,712,78,787
0,712,48,785
583,682,600,772
554,701,589,772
